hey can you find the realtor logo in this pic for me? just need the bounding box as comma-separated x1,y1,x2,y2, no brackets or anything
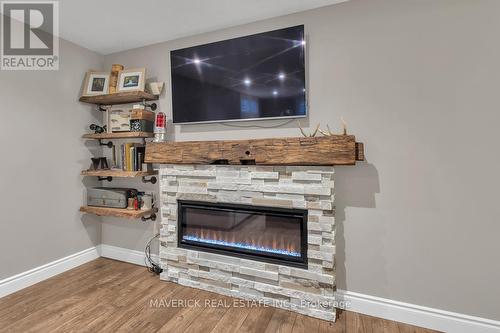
1,1,59,70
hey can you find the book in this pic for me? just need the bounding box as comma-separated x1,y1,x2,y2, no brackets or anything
137,152,142,171
115,143,145,171
136,147,145,171
130,146,135,172
120,144,125,171
132,146,137,171
124,143,133,171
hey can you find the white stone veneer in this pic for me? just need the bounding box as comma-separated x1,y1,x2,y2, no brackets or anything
158,165,336,321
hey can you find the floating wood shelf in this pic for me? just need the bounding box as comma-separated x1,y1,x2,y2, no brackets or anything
145,135,364,166
79,206,155,219
82,132,154,140
80,170,157,178
79,91,158,105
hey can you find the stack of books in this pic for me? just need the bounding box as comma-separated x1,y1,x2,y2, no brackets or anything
118,143,145,171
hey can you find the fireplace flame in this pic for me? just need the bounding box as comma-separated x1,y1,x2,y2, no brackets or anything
183,227,301,257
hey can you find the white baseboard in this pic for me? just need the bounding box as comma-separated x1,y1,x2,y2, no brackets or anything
336,290,500,333
99,244,158,267
0,246,99,299
1,246,498,333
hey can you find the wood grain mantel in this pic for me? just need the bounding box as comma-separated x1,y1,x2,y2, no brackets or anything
145,135,364,166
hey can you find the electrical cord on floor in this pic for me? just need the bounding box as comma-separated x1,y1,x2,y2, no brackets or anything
145,233,163,275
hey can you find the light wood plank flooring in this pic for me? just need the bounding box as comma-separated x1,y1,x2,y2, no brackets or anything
0,258,440,333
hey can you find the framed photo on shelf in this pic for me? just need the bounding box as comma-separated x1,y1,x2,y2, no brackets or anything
117,68,146,92
82,71,110,96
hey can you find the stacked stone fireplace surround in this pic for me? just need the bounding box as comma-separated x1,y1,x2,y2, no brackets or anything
159,164,337,321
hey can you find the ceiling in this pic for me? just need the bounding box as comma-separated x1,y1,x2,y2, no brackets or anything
56,0,347,55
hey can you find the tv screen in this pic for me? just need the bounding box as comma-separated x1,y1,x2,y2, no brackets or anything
170,25,306,124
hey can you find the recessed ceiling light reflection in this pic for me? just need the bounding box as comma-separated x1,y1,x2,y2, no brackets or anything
244,78,252,86
273,90,278,96
193,58,201,64
278,73,285,80
301,40,306,46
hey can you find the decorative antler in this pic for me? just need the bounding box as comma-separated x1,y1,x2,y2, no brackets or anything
297,121,321,137
310,123,320,137
318,128,329,136
316,118,347,136
327,124,333,135
341,117,347,135
319,124,335,136
297,120,308,137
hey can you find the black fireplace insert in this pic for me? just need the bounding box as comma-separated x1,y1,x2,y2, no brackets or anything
178,200,308,268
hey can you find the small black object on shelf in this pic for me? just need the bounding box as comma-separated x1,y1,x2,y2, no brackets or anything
90,158,100,170
90,124,107,134
130,119,154,132
98,176,113,182
90,157,109,171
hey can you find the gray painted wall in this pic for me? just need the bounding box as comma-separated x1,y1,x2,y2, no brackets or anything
0,35,103,279
103,0,500,320
1,0,497,322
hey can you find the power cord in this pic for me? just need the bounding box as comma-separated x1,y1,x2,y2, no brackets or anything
145,233,163,275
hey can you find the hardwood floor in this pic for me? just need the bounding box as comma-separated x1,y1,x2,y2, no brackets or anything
0,258,440,333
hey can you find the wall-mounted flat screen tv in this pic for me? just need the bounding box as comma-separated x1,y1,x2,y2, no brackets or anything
170,25,306,124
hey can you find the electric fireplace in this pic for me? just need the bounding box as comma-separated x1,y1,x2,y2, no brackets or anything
178,200,308,268
161,165,336,321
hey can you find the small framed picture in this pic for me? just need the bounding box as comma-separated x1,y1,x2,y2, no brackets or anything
82,71,110,96
117,68,146,92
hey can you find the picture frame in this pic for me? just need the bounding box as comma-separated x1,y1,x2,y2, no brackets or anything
117,68,146,92
82,71,110,96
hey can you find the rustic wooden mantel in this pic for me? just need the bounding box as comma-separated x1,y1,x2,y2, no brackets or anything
145,135,364,166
